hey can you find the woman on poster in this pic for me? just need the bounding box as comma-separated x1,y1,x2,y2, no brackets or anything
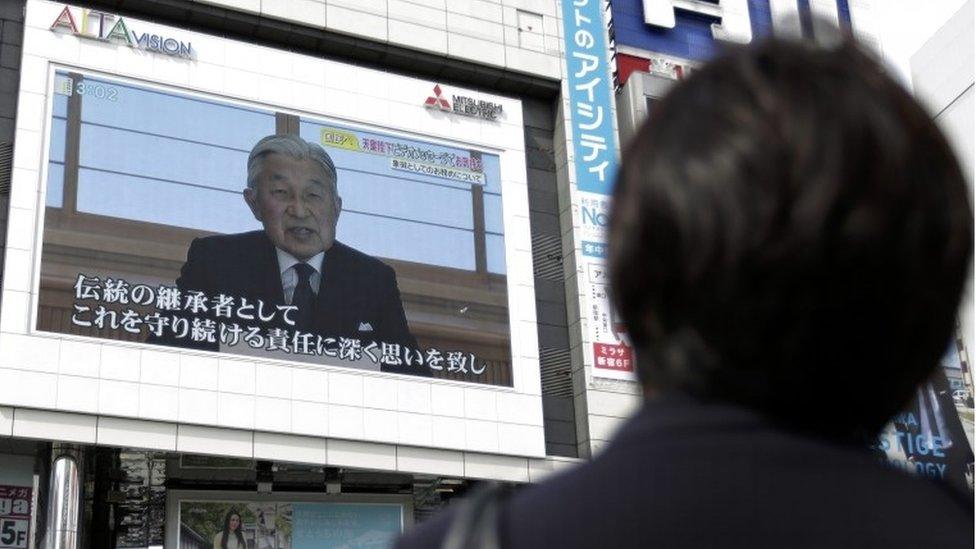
213,509,246,549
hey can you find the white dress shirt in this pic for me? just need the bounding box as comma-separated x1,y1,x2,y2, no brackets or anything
276,248,324,305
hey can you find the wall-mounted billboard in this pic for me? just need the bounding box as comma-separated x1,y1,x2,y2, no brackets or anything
38,69,513,386
874,344,975,495
177,498,403,549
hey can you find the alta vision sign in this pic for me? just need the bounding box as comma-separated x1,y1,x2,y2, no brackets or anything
50,5,193,59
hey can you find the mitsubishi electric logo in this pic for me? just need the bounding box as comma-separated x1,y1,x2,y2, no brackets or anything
423,84,503,121
424,85,452,111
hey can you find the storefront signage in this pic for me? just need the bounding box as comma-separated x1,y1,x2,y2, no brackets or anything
612,1,853,62
562,0,635,381
0,486,32,549
642,0,752,43
873,361,975,494
424,85,504,121
50,5,193,58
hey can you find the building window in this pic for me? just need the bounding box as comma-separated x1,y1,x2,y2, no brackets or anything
517,10,545,52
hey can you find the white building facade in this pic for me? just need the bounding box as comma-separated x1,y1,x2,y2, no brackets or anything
0,0,584,545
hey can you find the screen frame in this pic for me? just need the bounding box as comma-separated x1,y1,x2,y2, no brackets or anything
165,488,414,549
29,60,523,389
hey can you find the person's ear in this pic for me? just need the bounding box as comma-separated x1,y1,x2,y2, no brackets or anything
244,187,262,221
334,195,343,221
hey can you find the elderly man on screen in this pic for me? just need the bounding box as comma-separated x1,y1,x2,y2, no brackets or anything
166,134,418,373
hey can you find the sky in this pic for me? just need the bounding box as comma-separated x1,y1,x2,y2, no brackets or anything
868,0,971,89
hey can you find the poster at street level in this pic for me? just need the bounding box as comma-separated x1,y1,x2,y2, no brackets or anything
874,343,975,494
178,499,402,549
38,68,513,386
0,486,32,549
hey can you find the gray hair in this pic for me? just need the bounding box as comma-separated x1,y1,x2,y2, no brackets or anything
246,134,339,198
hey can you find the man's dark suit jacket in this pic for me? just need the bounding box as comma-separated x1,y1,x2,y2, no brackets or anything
396,395,973,548
160,230,422,375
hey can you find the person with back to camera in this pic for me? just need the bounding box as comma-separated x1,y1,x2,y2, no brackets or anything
213,509,245,549
395,36,974,549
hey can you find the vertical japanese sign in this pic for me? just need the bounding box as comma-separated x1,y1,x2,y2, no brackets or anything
0,486,32,549
561,0,634,380
562,0,617,195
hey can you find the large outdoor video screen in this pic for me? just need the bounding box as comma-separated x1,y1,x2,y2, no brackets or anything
38,69,513,386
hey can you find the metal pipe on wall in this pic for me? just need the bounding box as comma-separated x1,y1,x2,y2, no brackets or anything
43,446,83,549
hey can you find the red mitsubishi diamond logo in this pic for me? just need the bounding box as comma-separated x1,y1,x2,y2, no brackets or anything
424,84,452,111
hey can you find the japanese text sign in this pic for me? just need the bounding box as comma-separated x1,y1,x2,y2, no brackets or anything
561,0,619,196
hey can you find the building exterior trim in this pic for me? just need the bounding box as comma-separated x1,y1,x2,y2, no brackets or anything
3,405,582,481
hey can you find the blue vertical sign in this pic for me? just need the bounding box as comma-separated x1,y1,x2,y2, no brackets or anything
562,0,619,196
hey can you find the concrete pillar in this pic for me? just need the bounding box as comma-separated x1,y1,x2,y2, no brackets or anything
43,445,83,549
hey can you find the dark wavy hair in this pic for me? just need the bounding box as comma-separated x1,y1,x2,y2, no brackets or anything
220,509,246,549
609,37,972,441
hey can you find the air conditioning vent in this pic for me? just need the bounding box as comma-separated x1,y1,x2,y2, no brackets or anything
0,142,12,195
